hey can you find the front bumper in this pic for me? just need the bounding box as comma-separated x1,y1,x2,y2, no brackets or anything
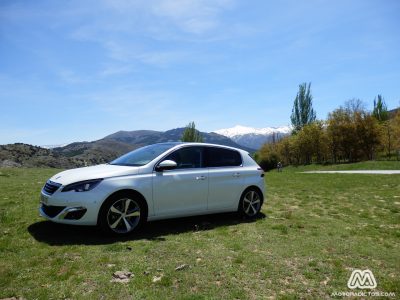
40,204,87,220
39,188,101,225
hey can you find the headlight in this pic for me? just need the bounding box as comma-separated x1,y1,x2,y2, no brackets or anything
61,179,103,192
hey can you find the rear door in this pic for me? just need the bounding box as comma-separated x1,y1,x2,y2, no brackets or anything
205,147,244,211
153,146,208,217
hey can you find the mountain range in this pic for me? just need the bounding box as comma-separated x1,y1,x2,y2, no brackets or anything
214,125,291,149
0,125,289,168
43,125,291,151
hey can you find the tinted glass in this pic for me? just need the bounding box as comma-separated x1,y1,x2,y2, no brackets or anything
205,147,242,167
164,147,203,169
110,143,178,166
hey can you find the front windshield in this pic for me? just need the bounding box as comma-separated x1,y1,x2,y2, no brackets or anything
110,143,178,166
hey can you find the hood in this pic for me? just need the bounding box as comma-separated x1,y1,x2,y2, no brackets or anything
50,164,140,185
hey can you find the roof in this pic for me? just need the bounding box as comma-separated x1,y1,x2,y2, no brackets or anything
158,142,248,153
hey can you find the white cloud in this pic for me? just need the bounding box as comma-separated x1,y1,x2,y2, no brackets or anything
99,64,134,77
150,0,234,34
82,84,234,131
58,70,90,84
88,86,182,118
98,39,190,67
98,0,234,34
64,0,237,70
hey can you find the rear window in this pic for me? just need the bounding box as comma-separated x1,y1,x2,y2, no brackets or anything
205,147,242,167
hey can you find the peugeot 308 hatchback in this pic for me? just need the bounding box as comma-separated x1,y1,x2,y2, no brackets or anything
40,142,265,235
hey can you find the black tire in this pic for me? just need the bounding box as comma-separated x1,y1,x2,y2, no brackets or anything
98,193,147,236
238,188,263,218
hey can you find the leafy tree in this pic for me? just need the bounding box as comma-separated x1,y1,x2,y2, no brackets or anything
257,95,394,167
391,111,400,160
327,108,356,162
257,121,328,168
379,120,394,159
255,143,280,171
372,95,389,122
293,126,313,164
181,122,203,142
302,121,328,163
276,137,291,165
290,82,316,132
354,111,380,160
284,121,328,165
326,101,380,162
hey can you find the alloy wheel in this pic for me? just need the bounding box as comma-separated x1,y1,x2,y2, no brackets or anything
106,198,141,234
242,190,261,217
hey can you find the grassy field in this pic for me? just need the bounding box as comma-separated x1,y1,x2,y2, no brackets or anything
284,160,400,171
0,162,399,299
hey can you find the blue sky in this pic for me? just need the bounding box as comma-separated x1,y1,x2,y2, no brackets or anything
1,0,399,145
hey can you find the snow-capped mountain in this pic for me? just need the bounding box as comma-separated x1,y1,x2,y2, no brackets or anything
41,143,68,149
214,125,291,149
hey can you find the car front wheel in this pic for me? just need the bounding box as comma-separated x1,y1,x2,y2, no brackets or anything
99,195,146,235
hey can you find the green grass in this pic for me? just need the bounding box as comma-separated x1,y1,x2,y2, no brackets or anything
289,161,400,171
1,164,399,299
285,160,400,171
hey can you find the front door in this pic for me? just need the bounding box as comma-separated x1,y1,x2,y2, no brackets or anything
153,146,208,217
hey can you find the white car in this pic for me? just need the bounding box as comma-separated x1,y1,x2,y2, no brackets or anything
40,142,265,235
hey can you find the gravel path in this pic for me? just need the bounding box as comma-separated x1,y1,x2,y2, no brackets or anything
302,170,400,174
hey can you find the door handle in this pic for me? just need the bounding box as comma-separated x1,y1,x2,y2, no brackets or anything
233,172,241,177
196,176,206,180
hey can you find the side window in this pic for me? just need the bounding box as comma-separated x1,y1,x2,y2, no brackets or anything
164,147,203,169
205,147,242,167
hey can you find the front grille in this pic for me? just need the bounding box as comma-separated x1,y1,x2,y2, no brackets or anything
41,204,66,218
43,180,61,195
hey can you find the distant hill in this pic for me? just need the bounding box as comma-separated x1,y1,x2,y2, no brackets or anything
1,128,255,168
52,139,137,164
388,107,399,119
104,130,163,146
0,143,80,168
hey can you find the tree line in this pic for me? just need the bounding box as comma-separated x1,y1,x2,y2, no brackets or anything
255,83,400,170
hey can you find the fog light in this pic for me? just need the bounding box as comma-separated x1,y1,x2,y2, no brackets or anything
59,207,87,220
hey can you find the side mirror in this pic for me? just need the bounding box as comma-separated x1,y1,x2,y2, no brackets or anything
155,160,177,172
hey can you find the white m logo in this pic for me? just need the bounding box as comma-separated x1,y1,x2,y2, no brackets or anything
347,269,377,289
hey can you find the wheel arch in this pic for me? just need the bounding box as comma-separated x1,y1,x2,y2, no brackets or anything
97,189,149,225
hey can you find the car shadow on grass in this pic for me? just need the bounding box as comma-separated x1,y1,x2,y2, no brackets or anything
28,212,266,246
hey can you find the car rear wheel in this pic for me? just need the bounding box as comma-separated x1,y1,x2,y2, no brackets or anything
239,188,262,218
99,195,146,235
